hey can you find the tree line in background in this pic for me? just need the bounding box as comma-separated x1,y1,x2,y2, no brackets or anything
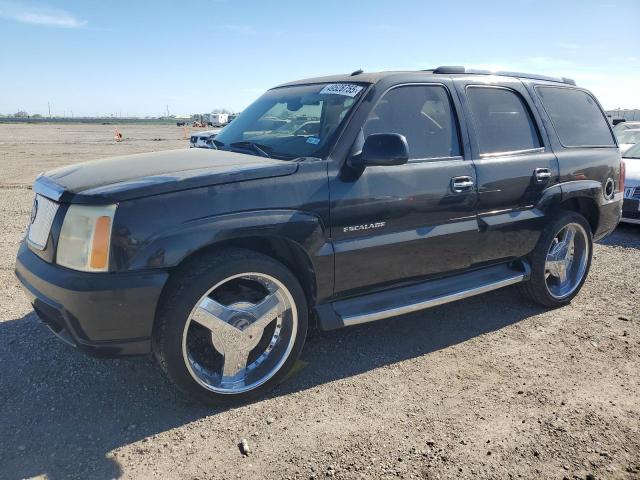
3,108,233,119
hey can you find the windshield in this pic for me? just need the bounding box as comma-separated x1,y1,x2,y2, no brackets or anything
624,142,640,159
617,129,640,144
213,83,366,159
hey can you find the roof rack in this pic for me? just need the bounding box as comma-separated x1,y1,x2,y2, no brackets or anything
430,66,576,86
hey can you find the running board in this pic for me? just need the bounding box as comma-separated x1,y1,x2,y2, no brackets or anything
316,262,530,330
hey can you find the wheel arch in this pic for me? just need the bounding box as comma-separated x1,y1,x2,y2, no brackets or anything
135,209,332,331
558,180,603,235
557,196,599,235
170,234,320,309
537,181,602,235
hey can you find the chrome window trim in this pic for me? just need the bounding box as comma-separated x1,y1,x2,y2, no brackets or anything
479,147,546,158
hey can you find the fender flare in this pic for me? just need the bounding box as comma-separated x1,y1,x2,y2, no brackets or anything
128,209,330,271
535,180,604,213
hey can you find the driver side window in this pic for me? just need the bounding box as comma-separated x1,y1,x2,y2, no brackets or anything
364,85,461,160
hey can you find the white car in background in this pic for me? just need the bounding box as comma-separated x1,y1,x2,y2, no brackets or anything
621,143,640,225
616,128,640,154
613,120,640,133
189,129,220,149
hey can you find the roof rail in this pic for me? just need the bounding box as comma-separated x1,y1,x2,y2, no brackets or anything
430,66,576,85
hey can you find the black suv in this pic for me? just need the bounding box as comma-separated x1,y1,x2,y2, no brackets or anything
16,67,623,404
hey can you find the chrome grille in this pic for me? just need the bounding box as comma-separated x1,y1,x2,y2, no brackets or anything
27,195,59,250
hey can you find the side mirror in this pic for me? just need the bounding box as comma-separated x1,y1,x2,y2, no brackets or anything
350,133,409,167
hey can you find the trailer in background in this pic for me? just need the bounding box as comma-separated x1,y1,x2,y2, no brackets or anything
206,113,228,127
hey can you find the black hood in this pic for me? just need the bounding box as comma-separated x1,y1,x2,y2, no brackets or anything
34,148,298,204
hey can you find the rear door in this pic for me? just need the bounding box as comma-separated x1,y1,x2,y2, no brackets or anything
329,81,479,297
452,77,560,264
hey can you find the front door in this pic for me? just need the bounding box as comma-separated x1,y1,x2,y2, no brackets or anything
330,82,479,297
452,77,560,265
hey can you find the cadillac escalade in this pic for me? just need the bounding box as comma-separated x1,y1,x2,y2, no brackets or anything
15,67,624,404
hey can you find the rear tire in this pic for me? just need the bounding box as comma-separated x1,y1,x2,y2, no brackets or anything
519,211,593,307
153,248,308,406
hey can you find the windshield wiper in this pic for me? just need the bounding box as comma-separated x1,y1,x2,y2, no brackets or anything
229,141,271,158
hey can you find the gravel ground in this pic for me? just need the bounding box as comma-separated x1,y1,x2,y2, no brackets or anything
0,124,638,480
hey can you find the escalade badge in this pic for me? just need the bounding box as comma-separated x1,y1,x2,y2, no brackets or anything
30,198,38,224
343,221,386,233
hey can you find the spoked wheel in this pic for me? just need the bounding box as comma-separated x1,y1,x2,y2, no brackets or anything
183,273,297,394
154,249,308,405
520,211,593,307
544,223,590,300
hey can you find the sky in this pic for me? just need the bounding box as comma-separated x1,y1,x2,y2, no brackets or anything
0,0,638,117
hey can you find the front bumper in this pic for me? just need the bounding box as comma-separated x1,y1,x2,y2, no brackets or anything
15,242,168,357
621,197,640,224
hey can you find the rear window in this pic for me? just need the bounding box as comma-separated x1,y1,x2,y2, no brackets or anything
466,86,541,155
536,87,615,147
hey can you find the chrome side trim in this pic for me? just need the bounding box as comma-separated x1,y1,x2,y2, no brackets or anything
620,217,640,225
334,219,478,253
342,272,526,327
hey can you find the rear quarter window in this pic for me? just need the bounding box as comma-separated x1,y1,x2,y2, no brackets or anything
535,87,616,147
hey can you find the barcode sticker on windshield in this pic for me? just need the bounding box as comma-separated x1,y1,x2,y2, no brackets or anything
319,84,363,97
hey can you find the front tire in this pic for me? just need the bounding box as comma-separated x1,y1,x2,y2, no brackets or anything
520,211,593,307
153,249,308,405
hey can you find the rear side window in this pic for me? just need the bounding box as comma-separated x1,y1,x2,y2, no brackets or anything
466,86,541,155
364,85,461,159
536,87,615,147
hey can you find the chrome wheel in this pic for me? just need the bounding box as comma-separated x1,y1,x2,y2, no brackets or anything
181,272,297,394
544,223,589,300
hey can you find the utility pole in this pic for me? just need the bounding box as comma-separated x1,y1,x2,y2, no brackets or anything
48,101,51,118
166,104,170,117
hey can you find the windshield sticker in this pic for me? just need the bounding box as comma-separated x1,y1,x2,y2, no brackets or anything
319,83,363,97
306,136,321,145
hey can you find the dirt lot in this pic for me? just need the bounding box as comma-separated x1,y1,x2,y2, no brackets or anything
0,123,638,480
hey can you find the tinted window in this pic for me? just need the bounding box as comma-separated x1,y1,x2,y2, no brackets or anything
536,87,615,147
467,86,541,155
364,85,461,159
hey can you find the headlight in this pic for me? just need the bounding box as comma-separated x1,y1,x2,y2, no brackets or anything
57,204,117,272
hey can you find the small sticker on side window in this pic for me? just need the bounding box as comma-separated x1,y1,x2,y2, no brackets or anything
306,136,321,145
319,83,363,97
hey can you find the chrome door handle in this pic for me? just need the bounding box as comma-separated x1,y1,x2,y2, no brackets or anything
534,168,551,182
451,176,474,193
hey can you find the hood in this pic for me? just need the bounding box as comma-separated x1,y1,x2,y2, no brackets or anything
192,130,219,136
35,148,298,204
624,157,640,187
